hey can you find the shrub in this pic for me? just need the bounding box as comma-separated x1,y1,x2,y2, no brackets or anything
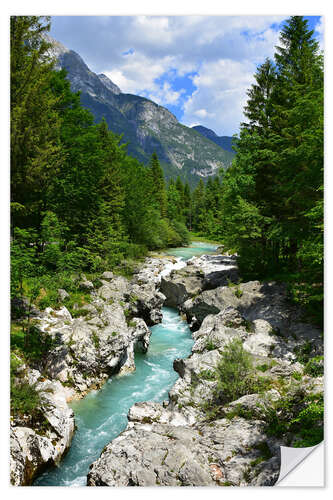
11,324,57,364
10,379,42,419
171,220,190,246
256,363,269,372
304,356,324,377
291,394,324,447
293,341,313,364
199,369,216,380
263,387,323,447
214,338,256,404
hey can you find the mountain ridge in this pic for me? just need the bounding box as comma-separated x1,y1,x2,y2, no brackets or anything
192,125,236,153
46,35,235,185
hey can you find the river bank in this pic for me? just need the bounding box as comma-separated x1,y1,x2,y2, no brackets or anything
10,242,323,486
10,242,216,485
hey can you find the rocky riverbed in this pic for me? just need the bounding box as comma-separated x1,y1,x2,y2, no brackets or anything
10,256,172,485
10,250,324,486
87,254,323,487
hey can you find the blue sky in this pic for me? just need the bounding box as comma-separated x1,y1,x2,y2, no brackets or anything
50,15,323,136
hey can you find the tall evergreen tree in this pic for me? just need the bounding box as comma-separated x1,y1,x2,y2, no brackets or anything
183,182,192,229
149,153,167,218
219,16,323,322
10,16,61,233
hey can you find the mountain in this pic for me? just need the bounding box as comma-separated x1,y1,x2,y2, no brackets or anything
192,125,237,153
46,35,234,186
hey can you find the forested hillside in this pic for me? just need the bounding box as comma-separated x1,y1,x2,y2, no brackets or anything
11,15,324,326
11,17,193,306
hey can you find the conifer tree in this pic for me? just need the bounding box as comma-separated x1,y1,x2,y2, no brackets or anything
149,152,168,218
219,16,323,321
11,16,61,233
183,182,192,229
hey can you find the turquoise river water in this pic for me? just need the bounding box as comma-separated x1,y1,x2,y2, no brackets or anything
35,241,217,486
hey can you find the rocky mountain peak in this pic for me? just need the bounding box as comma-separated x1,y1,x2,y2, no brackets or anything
98,73,122,95
46,35,235,185
44,33,69,61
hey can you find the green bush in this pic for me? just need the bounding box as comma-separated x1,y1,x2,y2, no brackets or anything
304,356,324,377
199,369,216,380
11,324,57,364
214,338,256,404
171,220,190,246
293,341,313,364
10,374,42,419
263,387,323,447
291,395,324,447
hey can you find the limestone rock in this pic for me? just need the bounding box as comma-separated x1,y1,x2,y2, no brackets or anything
160,254,238,308
78,275,94,290
126,283,166,325
57,288,69,301
101,271,113,280
10,370,75,485
87,418,278,486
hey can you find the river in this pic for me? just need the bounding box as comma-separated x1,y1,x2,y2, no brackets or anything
34,241,217,486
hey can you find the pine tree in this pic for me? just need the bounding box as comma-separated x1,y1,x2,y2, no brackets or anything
149,153,168,218
219,16,323,322
192,179,206,233
10,16,61,234
183,182,192,229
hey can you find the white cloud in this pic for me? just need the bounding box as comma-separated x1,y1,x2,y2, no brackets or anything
147,82,186,106
50,15,320,135
103,53,176,94
182,58,256,135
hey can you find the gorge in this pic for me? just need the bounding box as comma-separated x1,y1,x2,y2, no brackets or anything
10,242,323,487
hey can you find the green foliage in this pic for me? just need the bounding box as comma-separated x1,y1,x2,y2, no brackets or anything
214,338,257,404
256,363,270,373
10,227,37,299
293,341,313,364
253,442,273,461
10,380,42,418
291,395,324,447
91,332,100,350
11,322,57,364
234,287,243,298
206,339,217,351
264,389,323,447
10,353,44,419
304,356,324,377
213,16,323,325
199,369,216,380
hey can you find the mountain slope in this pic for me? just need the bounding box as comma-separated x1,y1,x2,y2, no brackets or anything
47,35,234,185
192,125,237,154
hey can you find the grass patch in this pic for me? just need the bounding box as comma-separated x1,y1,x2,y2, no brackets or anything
206,339,217,351
91,332,100,350
234,288,243,299
263,388,323,447
199,369,216,380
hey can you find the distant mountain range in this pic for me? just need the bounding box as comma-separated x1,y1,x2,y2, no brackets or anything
191,126,237,154
47,35,235,186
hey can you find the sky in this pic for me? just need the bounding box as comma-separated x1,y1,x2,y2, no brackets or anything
49,15,322,137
